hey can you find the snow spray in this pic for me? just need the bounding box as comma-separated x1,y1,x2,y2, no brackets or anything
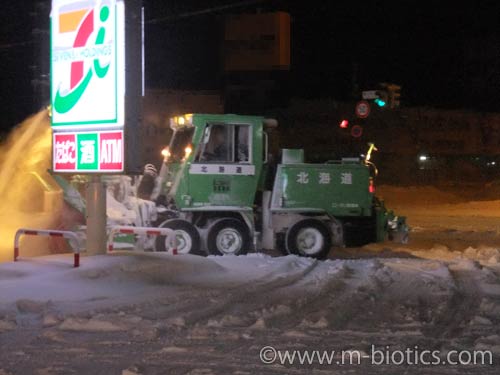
0,111,63,262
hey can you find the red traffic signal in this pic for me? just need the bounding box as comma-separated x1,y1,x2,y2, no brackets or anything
339,119,349,129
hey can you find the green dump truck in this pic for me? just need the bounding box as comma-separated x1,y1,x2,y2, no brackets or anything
153,113,408,258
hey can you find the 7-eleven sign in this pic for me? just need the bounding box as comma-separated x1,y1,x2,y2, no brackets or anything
54,130,124,173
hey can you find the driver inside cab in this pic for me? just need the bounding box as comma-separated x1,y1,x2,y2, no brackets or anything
203,125,228,161
198,125,249,163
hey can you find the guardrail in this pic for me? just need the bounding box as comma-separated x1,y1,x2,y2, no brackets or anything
14,228,84,267
107,226,178,254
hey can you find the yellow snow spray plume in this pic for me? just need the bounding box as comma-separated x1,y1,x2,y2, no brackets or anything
0,111,63,262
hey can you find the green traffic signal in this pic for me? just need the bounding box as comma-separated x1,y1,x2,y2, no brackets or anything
374,98,386,107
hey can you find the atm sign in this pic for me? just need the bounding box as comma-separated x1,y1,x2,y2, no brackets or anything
53,130,124,172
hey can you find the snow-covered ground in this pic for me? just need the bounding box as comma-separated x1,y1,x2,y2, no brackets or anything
1,185,500,374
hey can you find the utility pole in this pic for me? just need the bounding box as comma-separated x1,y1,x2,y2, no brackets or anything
31,1,50,111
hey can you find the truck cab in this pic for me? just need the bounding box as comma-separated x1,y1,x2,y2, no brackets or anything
165,114,266,210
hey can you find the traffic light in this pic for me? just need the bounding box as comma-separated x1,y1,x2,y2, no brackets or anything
361,86,399,109
388,84,401,109
374,90,388,107
380,83,401,109
339,119,349,128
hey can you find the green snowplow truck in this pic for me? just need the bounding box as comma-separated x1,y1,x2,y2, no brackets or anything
154,113,408,259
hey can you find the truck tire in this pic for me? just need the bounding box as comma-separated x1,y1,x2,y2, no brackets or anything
286,219,331,259
154,219,203,255
207,218,250,256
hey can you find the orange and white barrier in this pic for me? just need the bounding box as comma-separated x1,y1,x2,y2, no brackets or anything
107,226,178,254
14,228,83,267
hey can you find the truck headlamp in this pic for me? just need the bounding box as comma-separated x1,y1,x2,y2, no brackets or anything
161,147,171,159
170,114,193,129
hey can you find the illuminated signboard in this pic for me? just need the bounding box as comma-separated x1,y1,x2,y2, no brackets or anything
54,130,124,172
51,0,143,174
50,0,125,129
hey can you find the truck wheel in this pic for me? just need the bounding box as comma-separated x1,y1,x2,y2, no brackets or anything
154,219,203,255
207,218,250,256
286,219,331,259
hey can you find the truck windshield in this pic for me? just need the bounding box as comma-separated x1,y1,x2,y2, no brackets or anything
168,127,195,162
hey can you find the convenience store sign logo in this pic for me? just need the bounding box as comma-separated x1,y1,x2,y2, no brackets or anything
54,131,124,172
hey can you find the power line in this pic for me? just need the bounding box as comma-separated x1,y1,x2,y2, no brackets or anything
0,0,272,49
146,0,268,25
0,40,34,50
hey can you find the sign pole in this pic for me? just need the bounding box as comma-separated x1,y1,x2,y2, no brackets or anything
86,176,107,255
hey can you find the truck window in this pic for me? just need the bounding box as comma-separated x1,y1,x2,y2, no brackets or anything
196,124,251,163
168,127,195,162
235,125,250,162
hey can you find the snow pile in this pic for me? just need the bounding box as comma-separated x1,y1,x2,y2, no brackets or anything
463,246,500,264
59,317,126,332
0,252,328,315
111,252,226,285
0,246,499,374
0,320,16,333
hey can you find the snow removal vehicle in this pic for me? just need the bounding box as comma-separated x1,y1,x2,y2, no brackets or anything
152,113,408,258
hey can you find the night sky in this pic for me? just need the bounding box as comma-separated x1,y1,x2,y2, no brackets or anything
1,0,500,132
